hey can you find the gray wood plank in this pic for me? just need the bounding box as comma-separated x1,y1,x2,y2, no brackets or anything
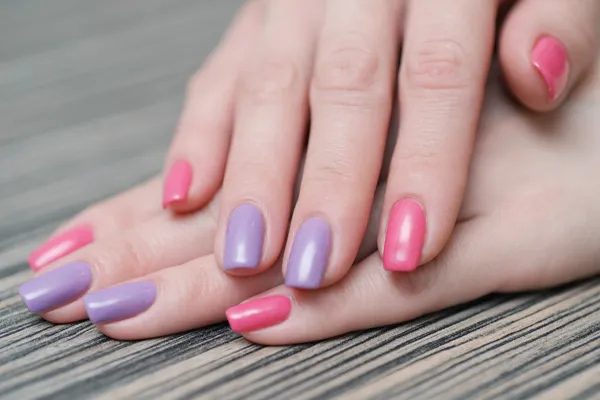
1,1,600,399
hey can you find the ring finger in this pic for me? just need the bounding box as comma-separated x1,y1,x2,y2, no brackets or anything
282,0,403,289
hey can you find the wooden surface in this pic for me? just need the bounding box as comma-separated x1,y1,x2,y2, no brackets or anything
2,1,600,399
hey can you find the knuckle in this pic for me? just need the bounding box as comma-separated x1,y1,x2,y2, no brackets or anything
228,157,288,193
87,235,150,282
241,55,299,100
312,36,383,102
403,39,471,91
178,262,225,311
307,154,359,188
394,139,446,171
119,236,148,277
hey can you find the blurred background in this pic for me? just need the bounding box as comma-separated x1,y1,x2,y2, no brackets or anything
0,0,242,266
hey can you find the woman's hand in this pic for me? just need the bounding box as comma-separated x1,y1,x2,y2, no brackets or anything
159,0,599,293
227,64,600,344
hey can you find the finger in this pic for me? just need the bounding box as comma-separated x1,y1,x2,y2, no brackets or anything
499,0,600,111
80,182,387,339
28,178,162,271
86,255,283,340
18,195,220,322
282,0,402,289
232,176,600,345
162,1,262,212
380,0,497,272
214,0,319,275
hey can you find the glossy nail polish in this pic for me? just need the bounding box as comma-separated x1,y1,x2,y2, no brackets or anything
19,261,93,313
84,281,157,324
285,217,331,289
383,199,426,272
162,159,193,208
226,295,291,333
223,204,265,270
531,36,569,101
28,225,94,271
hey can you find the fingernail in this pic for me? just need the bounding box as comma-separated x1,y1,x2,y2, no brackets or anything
226,295,291,333
19,261,92,313
285,217,331,289
28,225,94,271
531,35,569,101
223,204,265,270
383,199,426,272
84,281,157,324
162,159,193,208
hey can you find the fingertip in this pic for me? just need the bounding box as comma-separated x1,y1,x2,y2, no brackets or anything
162,159,193,210
381,199,426,273
27,225,95,271
162,158,223,213
225,294,292,335
498,0,598,112
499,29,569,111
283,217,332,290
219,202,270,276
499,29,549,111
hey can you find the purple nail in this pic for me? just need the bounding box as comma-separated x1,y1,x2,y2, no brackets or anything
19,261,92,313
84,281,157,324
285,217,331,289
223,204,265,270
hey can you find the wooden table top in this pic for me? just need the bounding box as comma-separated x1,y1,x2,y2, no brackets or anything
2,1,600,398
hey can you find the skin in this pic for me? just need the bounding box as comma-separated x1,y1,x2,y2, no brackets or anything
164,0,600,288
30,55,600,344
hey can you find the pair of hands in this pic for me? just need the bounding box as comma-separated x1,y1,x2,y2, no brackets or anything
19,53,600,344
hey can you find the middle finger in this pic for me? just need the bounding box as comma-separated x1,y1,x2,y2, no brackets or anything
283,0,403,289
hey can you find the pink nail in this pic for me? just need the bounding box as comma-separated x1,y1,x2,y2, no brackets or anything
28,225,94,271
383,199,426,272
531,36,569,101
226,295,291,333
162,159,193,208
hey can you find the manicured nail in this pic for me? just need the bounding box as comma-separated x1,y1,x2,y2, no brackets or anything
223,204,265,270
285,217,331,289
383,199,426,272
531,35,569,101
19,261,92,313
28,225,94,271
84,281,157,324
162,159,193,208
226,295,291,333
